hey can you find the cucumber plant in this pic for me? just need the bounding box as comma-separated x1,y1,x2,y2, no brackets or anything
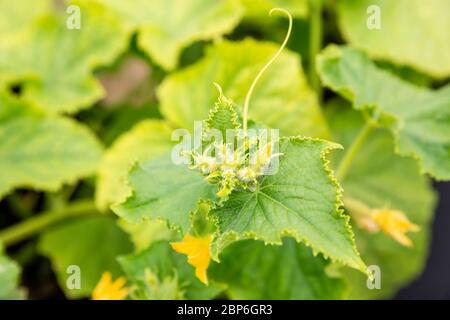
0,0,448,300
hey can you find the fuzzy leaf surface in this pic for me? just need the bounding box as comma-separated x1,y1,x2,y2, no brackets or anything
211,137,365,273
113,154,218,232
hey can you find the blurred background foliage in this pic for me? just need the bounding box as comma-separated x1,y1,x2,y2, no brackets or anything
0,0,449,299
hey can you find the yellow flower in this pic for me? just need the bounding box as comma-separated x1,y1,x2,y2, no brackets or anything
371,209,420,247
92,271,129,300
171,234,212,285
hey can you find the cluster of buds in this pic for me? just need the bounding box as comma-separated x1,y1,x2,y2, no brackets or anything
189,134,282,199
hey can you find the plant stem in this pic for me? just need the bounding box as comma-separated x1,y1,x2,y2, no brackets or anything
308,0,323,101
336,122,373,181
0,200,96,247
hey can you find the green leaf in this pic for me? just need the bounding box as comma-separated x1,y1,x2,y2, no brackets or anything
118,240,224,300
38,215,133,298
0,0,51,42
190,201,217,237
99,0,244,70
204,94,240,138
326,101,437,299
211,137,366,273
96,119,174,211
0,244,23,299
0,0,129,114
113,154,218,232
317,45,450,180
210,238,347,299
158,39,330,138
0,95,103,199
337,0,450,78
0,92,41,123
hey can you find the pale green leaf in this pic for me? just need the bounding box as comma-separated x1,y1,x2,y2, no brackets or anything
0,95,103,199
98,0,243,70
0,0,51,42
118,240,224,300
158,39,330,138
327,102,436,299
241,0,308,18
338,0,450,78
317,45,450,180
38,215,133,298
112,154,218,232
211,137,366,273
0,244,22,299
96,119,174,211
210,238,347,299
0,0,129,114
0,92,41,123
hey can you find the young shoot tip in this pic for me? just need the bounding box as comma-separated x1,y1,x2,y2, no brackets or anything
213,82,223,100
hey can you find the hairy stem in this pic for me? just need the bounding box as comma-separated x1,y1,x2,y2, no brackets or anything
242,8,293,132
0,200,96,247
308,0,323,101
336,122,374,181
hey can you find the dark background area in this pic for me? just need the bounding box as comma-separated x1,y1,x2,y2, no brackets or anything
396,182,450,299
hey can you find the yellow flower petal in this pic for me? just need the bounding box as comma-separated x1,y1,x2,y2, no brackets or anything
371,209,420,247
92,271,129,300
171,234,212,285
